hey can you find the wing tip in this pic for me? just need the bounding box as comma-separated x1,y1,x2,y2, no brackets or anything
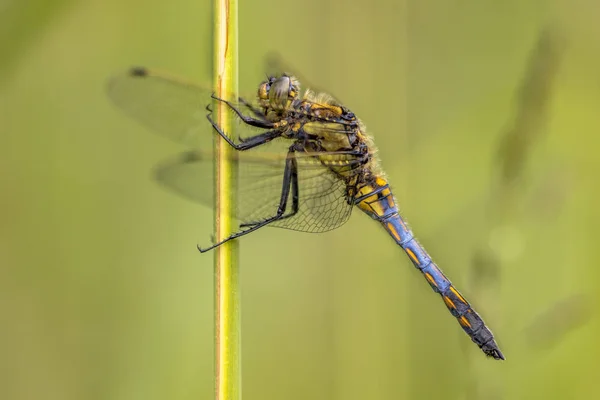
106,66,150,98
129,66,149,77
153,151,207,180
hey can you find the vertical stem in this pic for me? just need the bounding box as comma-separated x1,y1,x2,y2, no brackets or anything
213,0,239,399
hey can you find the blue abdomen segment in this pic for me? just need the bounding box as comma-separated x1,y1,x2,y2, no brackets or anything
355,177,504,360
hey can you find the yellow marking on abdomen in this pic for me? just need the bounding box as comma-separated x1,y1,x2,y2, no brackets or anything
398,219,407,231
443,296,456,309
405,248,419,265
424,273,437,288
387,195,395,208
369,202,385,216
459,316,472,328
386,222,401,241
356,185,377,199
450,287,467,305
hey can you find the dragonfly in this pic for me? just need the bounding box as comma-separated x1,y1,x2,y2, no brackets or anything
108,67,504,360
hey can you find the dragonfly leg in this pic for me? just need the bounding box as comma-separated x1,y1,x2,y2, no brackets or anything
239,97,267,120
206,112,282,150
211,93,275,129
198,146,300,252
240,152,299,227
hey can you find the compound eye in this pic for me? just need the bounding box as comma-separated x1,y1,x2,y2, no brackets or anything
258,82,270,100
269,76,292,108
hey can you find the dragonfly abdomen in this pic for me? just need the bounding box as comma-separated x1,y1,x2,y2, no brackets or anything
354,176,504,360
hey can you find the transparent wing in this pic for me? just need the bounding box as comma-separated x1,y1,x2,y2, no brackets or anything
107,67,261,148
109,66,358,233
154,150,355,233
263,52,341,104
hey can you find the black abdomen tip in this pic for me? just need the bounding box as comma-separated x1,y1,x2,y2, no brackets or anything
484,346,505,361
492,349,505,361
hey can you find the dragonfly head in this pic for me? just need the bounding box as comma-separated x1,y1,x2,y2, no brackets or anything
258,74,300,111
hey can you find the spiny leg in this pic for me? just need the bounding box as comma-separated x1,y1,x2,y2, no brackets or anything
211,93,276,129
198,146,299,252
239,97,266,120
256,152,365,224
206,111,282,150
240,153,299,227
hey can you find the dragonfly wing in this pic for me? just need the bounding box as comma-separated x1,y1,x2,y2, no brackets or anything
154,150,354,233
107,67,260,148
243,154,354,233
264,52,342,105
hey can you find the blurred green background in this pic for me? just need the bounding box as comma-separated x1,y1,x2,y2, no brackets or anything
2,0,599,399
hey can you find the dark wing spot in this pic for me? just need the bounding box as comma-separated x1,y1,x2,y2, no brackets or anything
130,67,149,77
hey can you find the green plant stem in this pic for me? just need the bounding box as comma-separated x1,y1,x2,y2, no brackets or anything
212,0,239,399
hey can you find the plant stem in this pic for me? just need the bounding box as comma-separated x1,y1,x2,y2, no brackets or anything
212,0,239,398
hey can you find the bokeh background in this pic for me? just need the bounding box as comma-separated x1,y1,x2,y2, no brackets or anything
2,0,599,399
